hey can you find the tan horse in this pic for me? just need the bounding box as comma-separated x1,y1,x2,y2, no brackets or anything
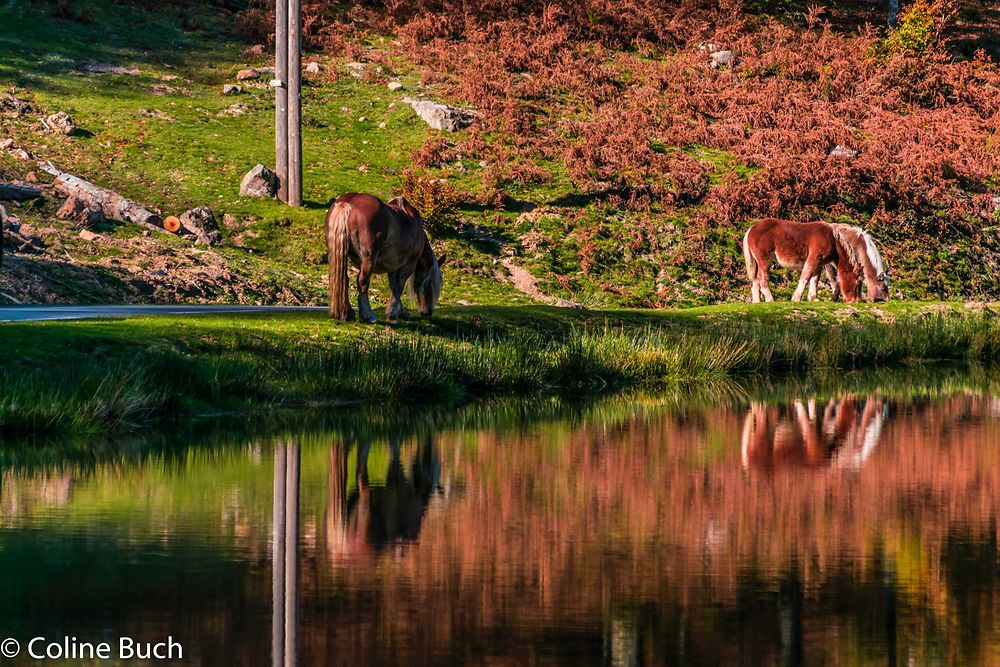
742,218,863,303
820,224,890,302
325,193,446,323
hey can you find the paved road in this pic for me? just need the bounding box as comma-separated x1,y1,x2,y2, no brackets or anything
0,305,325,322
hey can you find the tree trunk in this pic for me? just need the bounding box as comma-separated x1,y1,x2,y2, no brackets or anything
888,0,899,28
0,183,42,201
38,162,167,234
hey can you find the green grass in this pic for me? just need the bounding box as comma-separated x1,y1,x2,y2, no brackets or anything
3,302,1000,437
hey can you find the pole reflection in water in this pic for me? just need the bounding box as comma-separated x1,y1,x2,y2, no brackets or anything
272,443,299,667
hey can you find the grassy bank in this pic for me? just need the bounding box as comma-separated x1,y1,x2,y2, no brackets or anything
3,302,1000,437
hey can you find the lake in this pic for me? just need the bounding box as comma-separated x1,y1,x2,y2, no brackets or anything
1,386,999,665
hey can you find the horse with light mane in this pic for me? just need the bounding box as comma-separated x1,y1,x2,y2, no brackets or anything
819,224,890,302
742,218,863,303
325,193,446,323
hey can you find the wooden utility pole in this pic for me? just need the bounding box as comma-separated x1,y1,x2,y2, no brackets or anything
275,0,288,202
274,0,302,206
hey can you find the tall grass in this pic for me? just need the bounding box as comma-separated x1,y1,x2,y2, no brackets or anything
3,310,1000,437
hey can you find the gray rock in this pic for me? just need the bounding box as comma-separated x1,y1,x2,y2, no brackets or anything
709,50,734,69
45,111,77,135
223,84,243,95
402,97,476,132
387,81,403,91
240,164,278,198
305,62,321,74
829,145,858,159
81,62,140,76
346,62,366,78
179,206,222,245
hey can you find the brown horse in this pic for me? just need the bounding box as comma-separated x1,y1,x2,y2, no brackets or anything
742,218,862,303
326,193,446,323
820,224,890,302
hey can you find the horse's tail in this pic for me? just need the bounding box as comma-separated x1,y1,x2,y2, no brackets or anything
326,200,352,320
742,227,756,280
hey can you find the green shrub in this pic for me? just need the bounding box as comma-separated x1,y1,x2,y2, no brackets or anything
881,0,955,55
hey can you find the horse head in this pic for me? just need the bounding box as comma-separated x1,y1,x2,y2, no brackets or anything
411,246,447,317
859,230,890,302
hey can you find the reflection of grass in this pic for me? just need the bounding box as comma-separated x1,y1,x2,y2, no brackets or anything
2,303,999,436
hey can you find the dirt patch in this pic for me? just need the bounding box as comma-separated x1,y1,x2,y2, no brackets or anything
498,258,582,308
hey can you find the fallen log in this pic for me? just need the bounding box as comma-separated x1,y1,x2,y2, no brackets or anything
38,162,167,234
0,183,42,201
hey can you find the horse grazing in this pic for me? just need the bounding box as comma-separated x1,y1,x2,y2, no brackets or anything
742,218,863,303
325,193,446,323
821,224,890,302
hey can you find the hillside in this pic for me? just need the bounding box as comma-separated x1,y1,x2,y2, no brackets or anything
0,0,998,308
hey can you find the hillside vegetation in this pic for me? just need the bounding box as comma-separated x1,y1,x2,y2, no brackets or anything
0,0,998,308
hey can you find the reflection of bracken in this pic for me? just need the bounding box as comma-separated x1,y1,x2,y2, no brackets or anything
305,395,1000,666
324,435,443,563
741,396,888,473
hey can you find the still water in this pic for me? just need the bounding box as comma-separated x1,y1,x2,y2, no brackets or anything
2,390,1000,665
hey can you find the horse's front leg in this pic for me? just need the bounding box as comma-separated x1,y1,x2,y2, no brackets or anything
385,268,412,323
356,260,378,323
807,274,820,302
792,260,818,302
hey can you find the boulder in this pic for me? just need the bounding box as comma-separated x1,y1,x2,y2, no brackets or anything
45,112,77,135
240,164,278,198
223,84,243,95
709,50,734,69
829,145,858,159
402,97,476,132
179,206,222,245
237,68,260,81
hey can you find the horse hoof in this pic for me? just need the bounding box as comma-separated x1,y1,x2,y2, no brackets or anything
363,315,378,324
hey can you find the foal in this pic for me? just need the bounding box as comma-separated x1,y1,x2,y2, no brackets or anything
742,218,863,303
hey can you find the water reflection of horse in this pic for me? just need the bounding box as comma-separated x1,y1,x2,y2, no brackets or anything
324,435,443,562
741,396,888,472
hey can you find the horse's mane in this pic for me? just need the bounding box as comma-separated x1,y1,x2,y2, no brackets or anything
859,229,888,279
406,241,443,308
831,226,863,274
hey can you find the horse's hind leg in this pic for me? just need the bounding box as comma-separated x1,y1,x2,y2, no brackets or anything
356,260,378,323
759,265,775,302
807,275,820,302
825,265,841,301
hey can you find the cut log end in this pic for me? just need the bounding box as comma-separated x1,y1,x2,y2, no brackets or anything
162,215,181,233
